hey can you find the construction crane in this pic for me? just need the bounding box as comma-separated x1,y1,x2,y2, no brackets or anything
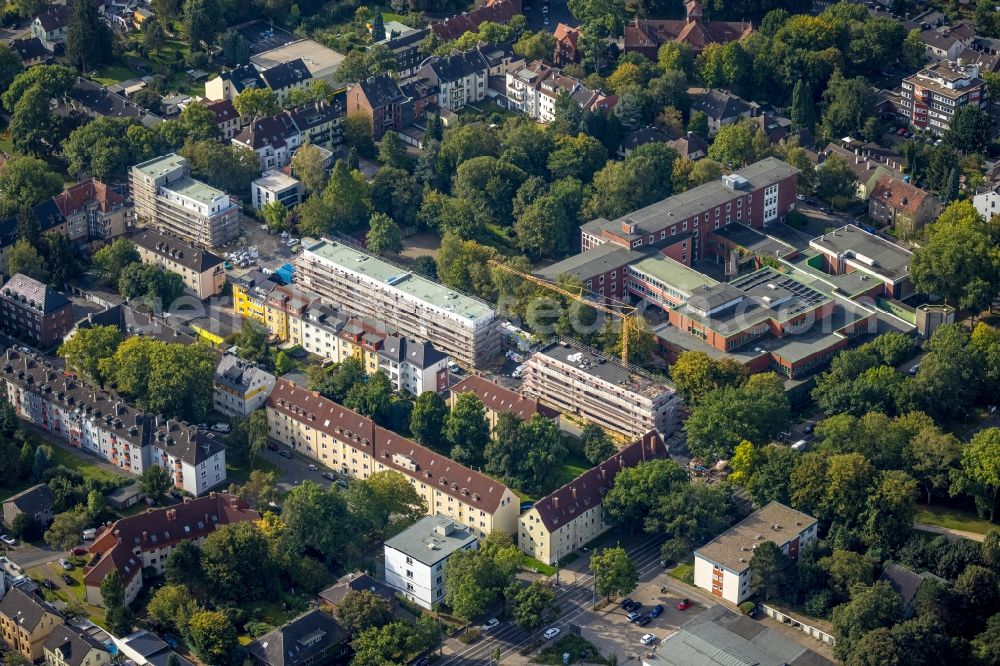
488,259,645,366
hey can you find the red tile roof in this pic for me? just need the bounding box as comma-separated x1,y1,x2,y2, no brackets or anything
451,375,559,422
431,0,522,41
205,98,239,123
53,179,125,216
871,175,934,217
531,431,666,532
83,493,258,589
624,17,751,54
267,379,513,513
553,23,579,49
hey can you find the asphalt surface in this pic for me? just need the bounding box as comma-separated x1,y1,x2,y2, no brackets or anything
524,0,576,33
259,445,347,494
434,535,667,665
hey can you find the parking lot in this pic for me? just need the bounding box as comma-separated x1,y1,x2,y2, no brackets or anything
580,576,706,660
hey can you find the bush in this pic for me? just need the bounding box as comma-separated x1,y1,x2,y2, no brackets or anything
803,589,834,618
459,627,482,644
785,210,808,229
246,622,272,638
739,601,756,615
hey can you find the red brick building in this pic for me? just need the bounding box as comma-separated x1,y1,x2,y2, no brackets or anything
624,0,752,59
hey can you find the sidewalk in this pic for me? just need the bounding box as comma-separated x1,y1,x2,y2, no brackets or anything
914,522,986,543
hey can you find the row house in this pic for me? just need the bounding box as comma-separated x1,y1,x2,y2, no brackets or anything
231,99,345,172
1,349,228,496
0,587,62,662
505,60,616,122
213,353,277,418
131,228,226,300
232,269,319,341
265,378,520,537
83,494,257,606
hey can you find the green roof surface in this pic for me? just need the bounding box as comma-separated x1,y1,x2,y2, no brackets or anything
305,240,494,321
629,255,718,295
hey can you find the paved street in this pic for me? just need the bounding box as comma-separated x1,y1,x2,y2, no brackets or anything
433,535,667,665
259,445,347,495
524,0,575,33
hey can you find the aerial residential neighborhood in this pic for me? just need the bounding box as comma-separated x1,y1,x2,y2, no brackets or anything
0,0,999,665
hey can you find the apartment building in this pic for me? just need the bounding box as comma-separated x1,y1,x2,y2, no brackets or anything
232,100,345,172
130,154,240,248
580,158,800,263
900,60,988,134
265,379,520,537
383,516,477,609
519,431,665,565
694,502,817,604
0,587,62,662
868,175,941,239
257,58,312,107
430,0,521,41
83,494,258,606
1,349,228,496
347,75,414,140
449,375,559,434
0,274,73,349
53,179,132,244
204,98,243,139
252,171,304,211
232,270,319,341
505,60,616,122
2,484,56,530
213,353,276,418
808,224,914,299
522,340,680,439
43,624,112,666
295,239,501,367
410,49,490,113
131,229,226,300
31,4,71,51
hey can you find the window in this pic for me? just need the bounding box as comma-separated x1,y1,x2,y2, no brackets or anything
671,226,677,236
406,570,413,578
682,221,688,231
648,234,654,243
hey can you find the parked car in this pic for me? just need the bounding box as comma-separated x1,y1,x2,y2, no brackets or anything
626,611,642,622
482,618,500,631
677,598,693,610
267,442,279,451
636,615,652,626
413,659,430,666
41,579,55,590
908,363,920,376
71,547,87,556
61,574,74,586
58,559,73,571
322,472,335,481
803,423,814,435
650,604,664,618
640,633,656,646
796,193,806,201
543,627,561,640
308,464,318,471
279,450,293,459
336,479,349,489
447,361,460,373
0,535,15,546
211,423,231,433
619,598,634,609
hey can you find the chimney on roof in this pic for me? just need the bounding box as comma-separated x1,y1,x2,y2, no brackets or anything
553,497,559,508
571,487,577,499
166,509,176,521
142,531,147,541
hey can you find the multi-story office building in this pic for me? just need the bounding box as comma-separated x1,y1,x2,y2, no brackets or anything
130,154,240,248
83,494,258,606
0,274,73,349
213,353,276,418
694,502,816,604
131,229,226,300
265,378,519,537
900,60,988,134
1,349,228,496
581,158,799,262
295,240,501,367
522,340,680,439
383,516,477,609
519,431,665,565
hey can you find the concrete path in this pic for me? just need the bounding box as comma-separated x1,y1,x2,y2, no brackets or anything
913,522,986,542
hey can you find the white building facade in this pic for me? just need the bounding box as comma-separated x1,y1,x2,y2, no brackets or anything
383,516,478,609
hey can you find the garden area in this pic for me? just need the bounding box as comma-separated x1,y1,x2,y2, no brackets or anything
534,634,612,665
914,503,996,536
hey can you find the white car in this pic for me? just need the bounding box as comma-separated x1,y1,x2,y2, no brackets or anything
796,193,806,201
640,633,656,646
482,618,500,631
0,535,15,546
59,558,73,570
543,627,560,640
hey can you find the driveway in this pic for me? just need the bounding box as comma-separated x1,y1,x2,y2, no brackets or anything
258,445,347,495
524,0,576,32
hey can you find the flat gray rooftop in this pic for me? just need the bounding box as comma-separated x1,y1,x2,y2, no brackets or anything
384,515,476,566
809,224,912,282
534,340,673,399
535,244,644,282
713,223,797,259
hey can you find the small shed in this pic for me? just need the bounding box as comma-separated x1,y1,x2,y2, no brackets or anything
105,483,143,511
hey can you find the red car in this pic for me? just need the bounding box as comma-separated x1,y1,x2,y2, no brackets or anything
70,547,86,556
676,598,693,611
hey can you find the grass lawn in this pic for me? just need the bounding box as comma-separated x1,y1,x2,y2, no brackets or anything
47,445,128,487
536,634,611,665
669,562,694,585
90,64,137,86
522,556,557,576
553,452,592,490
914,504,997,535
27,559,107,627
226,455,281,486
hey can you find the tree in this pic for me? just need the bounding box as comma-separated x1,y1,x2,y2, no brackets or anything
708,119,760,167
200,521,274,601
344,372,394,424
910,202,1000,312
44,232,81,287
515,30,556,61
148,584,199,634
188,610,238,664
335,589,394,635
512,581,558,629
816,153,858,201
44,508,89,550
603,459,688,530
410,391,447,448
820,70,876,141
908,425,961,504
58,325,123,386
953,428,1000,521
183,0,216,49
791,79,816,132
282,481,356,565
445,393,490,467
233,88,279,120
591,546,638,601
581,423,616,464
669,351,744,404
0,155,64,218
290,144,329,194
165,540,202,587
688,111,709,138
749,540,794,601
65,0,112,72
92,238,140,284
230,469,278,508
547,133,608,182
322,159,371,231
344,471,426,542
119,263,185,306
444,531,522,621
366,212,403,255
100,568,126,610
261,200,288,232
344,112,376,158
830,582,904,662
234,319,270,364
6,239,48,283
138,464,173,502
862,470,917,553
220,29,249,65
947,105,991,154
377,130,408,170
231,410,269,467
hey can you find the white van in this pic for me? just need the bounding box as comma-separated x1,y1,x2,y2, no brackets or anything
791,439,808,452
82,528,96,540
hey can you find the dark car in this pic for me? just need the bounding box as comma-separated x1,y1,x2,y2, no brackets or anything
650,604,664,618
266,442,279,451
413,658,430,666
61,574,74,585
41,579,55,590
279,450,293,459
322,472,336,481
619,598,634,609
636,615,652,626
803,423,814,435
